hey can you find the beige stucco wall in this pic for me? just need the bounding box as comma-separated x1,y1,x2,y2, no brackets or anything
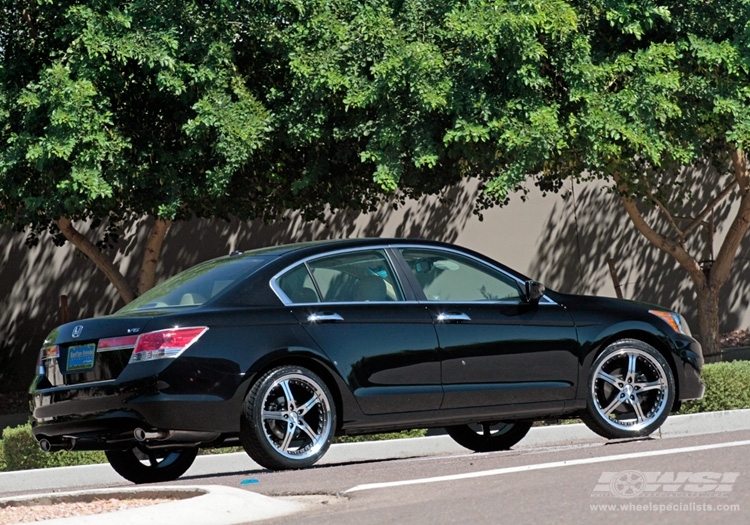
2,178,749,391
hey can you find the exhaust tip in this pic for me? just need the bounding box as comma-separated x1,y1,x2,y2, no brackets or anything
39,439,52,453
134,428,170,442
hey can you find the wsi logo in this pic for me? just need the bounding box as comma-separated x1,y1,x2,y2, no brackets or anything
71,325,84,338
592,471,740,498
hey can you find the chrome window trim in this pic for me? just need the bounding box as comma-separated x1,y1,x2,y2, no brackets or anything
269,243,557,306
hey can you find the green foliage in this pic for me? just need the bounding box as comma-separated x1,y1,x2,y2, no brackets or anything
678,361,750,414
3,0,750,310
0,424,105,472
0,0,274,244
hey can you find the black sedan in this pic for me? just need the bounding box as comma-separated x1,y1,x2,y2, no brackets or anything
30,239,704,483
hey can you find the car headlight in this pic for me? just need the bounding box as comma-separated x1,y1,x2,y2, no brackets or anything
649,310,692,336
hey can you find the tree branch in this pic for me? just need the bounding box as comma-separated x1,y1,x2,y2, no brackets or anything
613,173,706,287
56,217,136,304
682,179,738,238
643,178,685,241
710,148,750,287
733,149,750,191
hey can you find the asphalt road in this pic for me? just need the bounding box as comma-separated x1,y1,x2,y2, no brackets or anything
194,430,750,525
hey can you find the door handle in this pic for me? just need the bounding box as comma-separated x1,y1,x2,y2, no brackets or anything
307,313,344,323
436,312,471,322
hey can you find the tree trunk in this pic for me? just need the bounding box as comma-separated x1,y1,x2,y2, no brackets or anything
56,217,136,304
614,149,750,361
137,218,172,296
695,284,722,362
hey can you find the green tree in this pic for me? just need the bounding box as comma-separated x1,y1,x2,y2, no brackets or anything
1,0,576,305
0,0,273,302
269,0,750,359
541,0,750,360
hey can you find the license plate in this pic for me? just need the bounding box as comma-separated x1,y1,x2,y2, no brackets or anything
67,343,96,371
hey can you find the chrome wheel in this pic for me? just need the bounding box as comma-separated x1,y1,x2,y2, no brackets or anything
583,339,674,439
241,366,335,470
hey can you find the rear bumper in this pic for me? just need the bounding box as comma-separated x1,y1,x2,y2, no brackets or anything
30,378,243,450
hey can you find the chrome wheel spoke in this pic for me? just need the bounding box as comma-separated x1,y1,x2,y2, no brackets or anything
625,353,638,384
297,421,319,443
297,395,320,417
280,380,296,410
597,370,621,389
602,394,626,416
634,380,663,393
262,410,287,422
279,422,296,452
631,395,646,423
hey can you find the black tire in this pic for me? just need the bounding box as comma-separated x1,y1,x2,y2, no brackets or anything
105,446,198,484
445,421,532,452
581,339,675,439
240,365,336,470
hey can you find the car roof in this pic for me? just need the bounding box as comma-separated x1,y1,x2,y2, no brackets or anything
233,238,454,260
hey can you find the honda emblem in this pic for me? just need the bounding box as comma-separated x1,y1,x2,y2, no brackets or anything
72,325,84,338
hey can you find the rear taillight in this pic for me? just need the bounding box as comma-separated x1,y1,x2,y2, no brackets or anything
37,345,60,374
129,327,208,363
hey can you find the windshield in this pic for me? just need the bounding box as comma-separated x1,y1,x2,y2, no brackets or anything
117,256,270,313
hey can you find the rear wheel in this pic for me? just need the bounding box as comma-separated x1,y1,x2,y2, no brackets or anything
240,365,336,470
581,339,675,439
445,421,532,452
105,445,198,484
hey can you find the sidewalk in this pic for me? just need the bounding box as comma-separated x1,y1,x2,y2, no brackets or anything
1,409,749,525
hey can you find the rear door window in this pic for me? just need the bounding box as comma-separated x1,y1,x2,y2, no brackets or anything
276,249,404,304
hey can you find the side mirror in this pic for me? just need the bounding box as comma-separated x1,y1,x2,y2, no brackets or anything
525,280,545,305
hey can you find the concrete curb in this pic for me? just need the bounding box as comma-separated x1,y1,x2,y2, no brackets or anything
0,485,304,525
1,409,749,524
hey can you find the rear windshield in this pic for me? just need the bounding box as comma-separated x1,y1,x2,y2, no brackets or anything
117,256,270,313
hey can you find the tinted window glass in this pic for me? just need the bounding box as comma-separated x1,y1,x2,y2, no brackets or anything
300,250,403,303
400,248,522,302
276,264,321,303
117,256,269,312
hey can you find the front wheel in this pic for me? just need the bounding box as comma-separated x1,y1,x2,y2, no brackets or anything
240,365,336,470
105,446,198,484
445,421,532,452
581,339,675,439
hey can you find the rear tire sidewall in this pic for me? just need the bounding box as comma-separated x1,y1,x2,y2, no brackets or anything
240,365,336,470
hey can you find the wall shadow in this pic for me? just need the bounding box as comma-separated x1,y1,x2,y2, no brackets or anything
528,173,750,334
0,184,478,393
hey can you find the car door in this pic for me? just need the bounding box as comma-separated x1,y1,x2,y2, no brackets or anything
273,247,442,415
394,247,579,410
